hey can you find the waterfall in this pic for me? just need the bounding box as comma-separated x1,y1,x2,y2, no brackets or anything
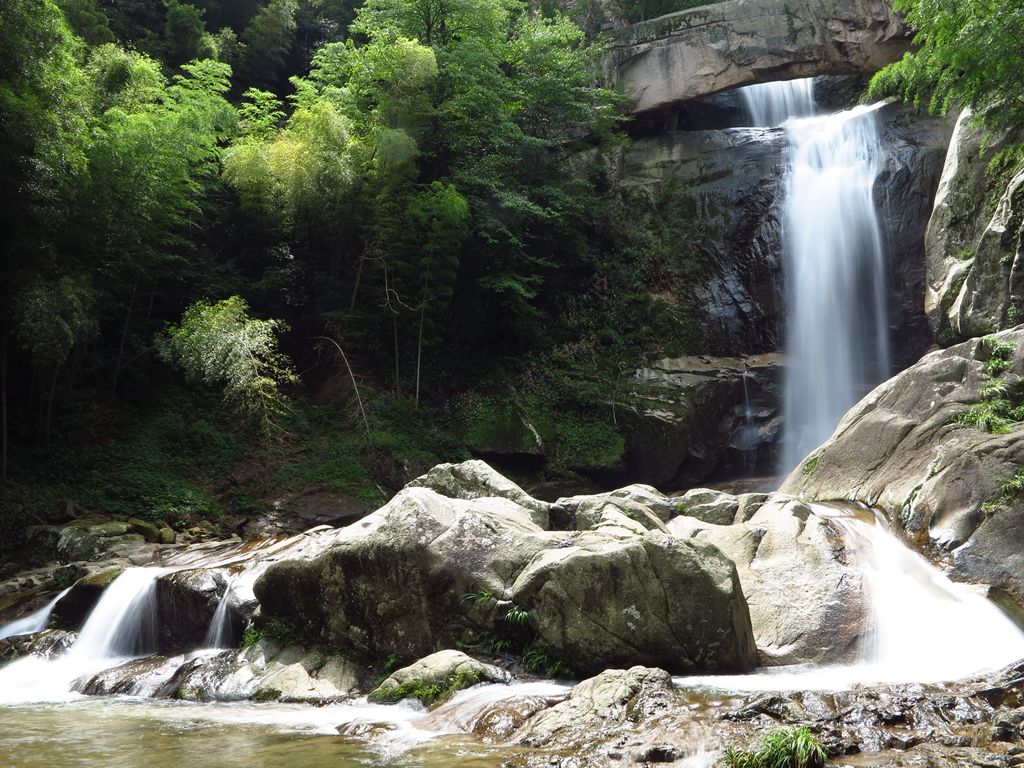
203,582,235,649
740,79,816,128
0,588,71,641
70,568,164,659
676,503,1024,692
742,77,890,472
832,508,1024,681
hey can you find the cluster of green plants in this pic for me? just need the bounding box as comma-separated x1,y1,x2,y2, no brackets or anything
239,616,303,649
723,727,827,768
951,337,1024,434
459,590,573,678
983,469,1024,514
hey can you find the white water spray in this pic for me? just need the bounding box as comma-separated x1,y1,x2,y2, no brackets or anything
0,588,71,641
204,582,236,649
677,503,1024,692
745,78,891,472
741,78,816,128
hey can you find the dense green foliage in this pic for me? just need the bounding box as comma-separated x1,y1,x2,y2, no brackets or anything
0,0,714,551
868,0,1024,134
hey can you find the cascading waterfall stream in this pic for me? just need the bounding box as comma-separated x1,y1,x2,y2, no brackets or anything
744,78,891,473
203,581,236,649
677,502,1024,692
0,587,71,642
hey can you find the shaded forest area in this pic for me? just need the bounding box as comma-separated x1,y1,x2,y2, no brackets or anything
0,0,713,553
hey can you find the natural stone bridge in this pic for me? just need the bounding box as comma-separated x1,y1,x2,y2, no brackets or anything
612,0,911,114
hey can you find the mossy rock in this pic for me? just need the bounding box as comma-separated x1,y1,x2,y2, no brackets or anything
49,567,124,630
455,395,547,457
367,650,510,708
127,518,161,543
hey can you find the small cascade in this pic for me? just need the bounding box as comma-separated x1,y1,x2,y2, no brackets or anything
71,568,164,660
734,365,759,473
831,508,1024,681
741,78,815,128
676,502,1024,692
0,587,71,641
203,582,236,649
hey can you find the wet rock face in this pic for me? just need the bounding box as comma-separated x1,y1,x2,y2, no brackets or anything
875,104,955,369
509,660,1024,767
618,354,782,486
619,128,785,355
926,110,1024,344
255,463,759,676
781,328,1024,603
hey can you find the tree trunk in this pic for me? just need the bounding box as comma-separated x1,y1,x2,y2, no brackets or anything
415,306,425,409
349,247,366,312
111,278,138,399
392,315,401,397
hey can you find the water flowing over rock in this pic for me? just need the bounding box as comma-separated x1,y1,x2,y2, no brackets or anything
619,354,783,485
781,328,1024,605
926,110,1024,344
611,0,910,115
256,465,759,675
770,83,891,472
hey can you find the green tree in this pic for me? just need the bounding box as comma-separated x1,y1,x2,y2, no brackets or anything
159,296,299,442
236,0,299,92
164,0,216,67
57,0,116,45
868,0,1024,133
81,56,236,396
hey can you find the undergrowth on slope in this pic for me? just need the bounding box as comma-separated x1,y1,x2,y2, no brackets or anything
983,470,1024,513
952,337,1024,434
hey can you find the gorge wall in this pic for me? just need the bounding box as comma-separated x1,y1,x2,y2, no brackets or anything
611,0,911,115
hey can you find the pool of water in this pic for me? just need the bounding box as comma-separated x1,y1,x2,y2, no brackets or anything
0,698,526,768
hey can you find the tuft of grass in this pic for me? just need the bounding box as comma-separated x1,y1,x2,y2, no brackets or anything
951,337,1024,434
461,589,497,607
723,727,827,768
504,604,532,625
802,456,819,475
983,469,1024,513
251,687,282,702
522,645,573,677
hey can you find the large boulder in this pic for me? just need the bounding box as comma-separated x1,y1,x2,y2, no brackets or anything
781,329,1024,603
612,0,910,114
669,495,867,665
255,479,758,675
511,531,757,675
407,460,551,527
925,110,1024,345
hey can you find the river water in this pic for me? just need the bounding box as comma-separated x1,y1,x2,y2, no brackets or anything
0,699,521,768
